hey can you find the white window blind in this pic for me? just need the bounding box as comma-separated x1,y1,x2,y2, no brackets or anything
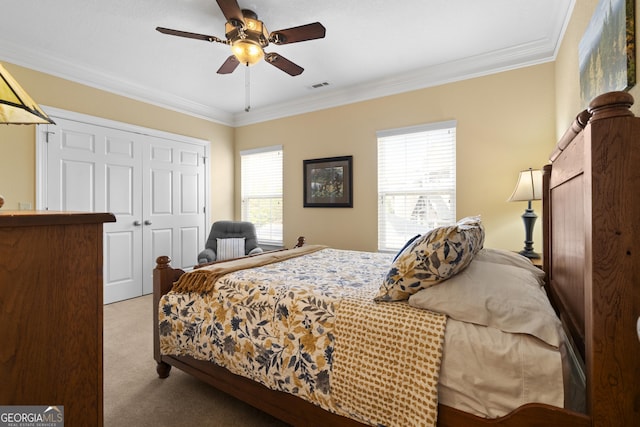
240,145,283,245
377,121,456,252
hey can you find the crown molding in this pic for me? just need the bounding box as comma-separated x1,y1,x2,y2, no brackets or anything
0,37,554,128
232,37,557,127
0,40,235,126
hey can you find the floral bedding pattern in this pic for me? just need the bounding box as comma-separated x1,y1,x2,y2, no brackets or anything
158,248,396,412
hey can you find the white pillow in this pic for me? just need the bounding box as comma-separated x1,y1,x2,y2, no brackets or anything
474,247,545,283
408,259,561,347
216,237,246,261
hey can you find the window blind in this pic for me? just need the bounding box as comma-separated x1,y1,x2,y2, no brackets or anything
240,145,283,245
377,121,456,252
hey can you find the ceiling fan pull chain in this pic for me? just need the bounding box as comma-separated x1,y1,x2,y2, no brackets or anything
245,65,251,112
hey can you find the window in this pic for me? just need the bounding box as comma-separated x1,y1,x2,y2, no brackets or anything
377,121,456,252
240,146,283,245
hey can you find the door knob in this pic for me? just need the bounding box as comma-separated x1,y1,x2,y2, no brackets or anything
144,220,152,226
133,220,141,226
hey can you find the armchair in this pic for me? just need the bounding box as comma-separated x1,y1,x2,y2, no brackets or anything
198,220,263,264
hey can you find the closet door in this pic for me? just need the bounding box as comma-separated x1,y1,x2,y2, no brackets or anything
141,135,206,295
45,118,144,303
43,115,207,304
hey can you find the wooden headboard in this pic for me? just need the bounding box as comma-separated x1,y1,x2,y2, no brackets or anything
542,91,640,425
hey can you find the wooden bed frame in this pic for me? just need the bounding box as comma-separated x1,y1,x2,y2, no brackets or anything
153,91,639,426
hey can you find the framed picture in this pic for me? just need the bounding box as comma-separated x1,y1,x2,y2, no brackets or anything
579,0,636,106
303,156,353,207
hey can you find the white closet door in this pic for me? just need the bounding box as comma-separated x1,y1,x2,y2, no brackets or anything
43,114,207,304
141,135,206,295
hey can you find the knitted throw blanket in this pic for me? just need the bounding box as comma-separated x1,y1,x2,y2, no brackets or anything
332,295,447,427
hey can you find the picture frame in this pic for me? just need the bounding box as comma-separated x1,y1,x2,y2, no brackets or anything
579,0,636,106
303,156,353,207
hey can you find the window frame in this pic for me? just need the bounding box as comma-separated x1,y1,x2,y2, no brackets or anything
240,145,283,246
377,120,457,252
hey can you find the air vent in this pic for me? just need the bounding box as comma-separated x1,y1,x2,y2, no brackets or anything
309,82,330,89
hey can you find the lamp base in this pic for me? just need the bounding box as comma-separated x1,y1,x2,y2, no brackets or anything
518,249,540,259
519,202,540,259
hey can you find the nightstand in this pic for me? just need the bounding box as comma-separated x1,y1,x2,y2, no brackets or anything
530,257,543,269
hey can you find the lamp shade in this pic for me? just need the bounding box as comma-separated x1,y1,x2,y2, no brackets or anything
231,39,264,65
0,63,55,125
508,168,543,202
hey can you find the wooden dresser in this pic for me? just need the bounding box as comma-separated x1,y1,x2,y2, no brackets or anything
0,211,115,426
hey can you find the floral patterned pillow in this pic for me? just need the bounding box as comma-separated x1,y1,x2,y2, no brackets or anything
375,216,484,302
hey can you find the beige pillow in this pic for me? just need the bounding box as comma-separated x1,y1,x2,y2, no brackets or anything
474,247,545,283
408,259,561,347
375,216,484,302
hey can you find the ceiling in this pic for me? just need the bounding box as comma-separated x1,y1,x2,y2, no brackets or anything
0,0,574,127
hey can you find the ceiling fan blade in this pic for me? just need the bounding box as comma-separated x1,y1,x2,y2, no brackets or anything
265,52,304,76
216,0,245,27
156,27,226,44
269,22,326,45
217,55,240,74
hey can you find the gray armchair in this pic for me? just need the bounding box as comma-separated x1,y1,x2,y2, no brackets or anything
198,220,263,264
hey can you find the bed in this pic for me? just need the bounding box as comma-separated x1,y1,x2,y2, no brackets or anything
153,91,639,426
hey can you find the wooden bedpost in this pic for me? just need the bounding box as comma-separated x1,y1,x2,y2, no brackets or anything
542,163,551,285
153,256,185,378
582,92,639,426
545,91,639,426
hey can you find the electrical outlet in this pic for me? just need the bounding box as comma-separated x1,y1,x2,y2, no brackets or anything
18,202,32,210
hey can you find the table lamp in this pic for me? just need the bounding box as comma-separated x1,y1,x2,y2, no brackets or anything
508,168,542,258
1,63,55,125
1,63,55,209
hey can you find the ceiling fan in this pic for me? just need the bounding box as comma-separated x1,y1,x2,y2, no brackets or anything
156,0,326,76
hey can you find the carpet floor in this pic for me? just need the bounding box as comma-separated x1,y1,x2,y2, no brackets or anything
104,294,289,427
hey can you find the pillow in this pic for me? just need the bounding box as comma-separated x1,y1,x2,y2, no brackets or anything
408,259,561,347
375,216,484,302
392,234,421,262
475,247,545,283
216,237,246,261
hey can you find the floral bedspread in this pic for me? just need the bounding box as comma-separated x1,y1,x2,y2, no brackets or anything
158,248,446,425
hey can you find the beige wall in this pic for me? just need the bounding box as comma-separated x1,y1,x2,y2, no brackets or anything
0,62,235,220
555,0,640,136
236,64,556,252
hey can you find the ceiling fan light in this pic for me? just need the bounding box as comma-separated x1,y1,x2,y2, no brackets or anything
231,39,264,66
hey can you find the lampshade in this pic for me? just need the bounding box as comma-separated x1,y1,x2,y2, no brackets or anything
231,39,264,65
508,168,543,202
0,63,55,125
